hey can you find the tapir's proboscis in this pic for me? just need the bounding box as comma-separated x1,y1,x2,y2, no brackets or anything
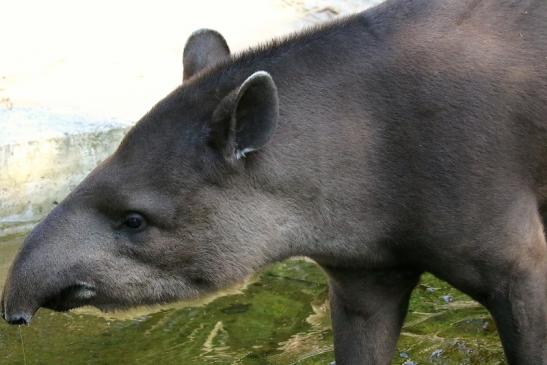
2,0,547,363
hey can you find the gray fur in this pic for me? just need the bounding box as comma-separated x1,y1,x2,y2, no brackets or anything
3,0,547,363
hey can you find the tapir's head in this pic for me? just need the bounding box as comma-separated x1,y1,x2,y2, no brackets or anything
1,30,296,324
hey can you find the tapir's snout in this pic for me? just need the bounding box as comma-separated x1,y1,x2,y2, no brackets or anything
1,258,97,326
5,316,30,325
1,204,99,326
1,272,41,325
2,306,33,326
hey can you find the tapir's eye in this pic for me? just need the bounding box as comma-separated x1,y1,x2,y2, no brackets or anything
123,213,146,231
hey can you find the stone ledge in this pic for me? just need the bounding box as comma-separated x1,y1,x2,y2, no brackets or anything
0,108,132,237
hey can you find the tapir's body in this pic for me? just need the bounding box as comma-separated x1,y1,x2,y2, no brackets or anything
3,0,547,364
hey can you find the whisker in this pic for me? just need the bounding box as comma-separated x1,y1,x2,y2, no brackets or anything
18,325,27,365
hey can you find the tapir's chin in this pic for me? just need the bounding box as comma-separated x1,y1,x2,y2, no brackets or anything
42,283,97,312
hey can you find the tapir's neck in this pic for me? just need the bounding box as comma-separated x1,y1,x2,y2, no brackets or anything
198,6,414,267
189,0,457,268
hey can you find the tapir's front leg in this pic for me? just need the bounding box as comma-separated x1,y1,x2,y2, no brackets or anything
325,268,421,365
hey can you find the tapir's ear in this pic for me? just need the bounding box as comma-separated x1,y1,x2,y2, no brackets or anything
210,71,279,162
183,29,230,82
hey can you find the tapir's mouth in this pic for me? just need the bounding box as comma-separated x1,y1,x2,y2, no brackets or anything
42,283,97,312
2,282,96,325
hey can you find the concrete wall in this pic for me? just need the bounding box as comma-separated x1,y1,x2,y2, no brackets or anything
0,109,132,236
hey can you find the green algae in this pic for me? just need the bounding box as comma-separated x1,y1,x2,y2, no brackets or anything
0,235,505,364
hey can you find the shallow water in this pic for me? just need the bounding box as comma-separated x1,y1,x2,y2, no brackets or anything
0,234,505,364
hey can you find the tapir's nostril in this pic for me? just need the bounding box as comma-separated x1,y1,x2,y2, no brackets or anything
6,314,30,325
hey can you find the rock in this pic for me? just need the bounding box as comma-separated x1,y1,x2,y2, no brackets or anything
431,349,444,358
441,295,454,303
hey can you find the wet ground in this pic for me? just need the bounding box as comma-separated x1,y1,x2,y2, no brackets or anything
0,234,505,364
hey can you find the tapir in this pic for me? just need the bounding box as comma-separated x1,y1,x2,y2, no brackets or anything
2,0,547,363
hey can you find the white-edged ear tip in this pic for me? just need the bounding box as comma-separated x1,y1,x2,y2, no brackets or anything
239,71,275,94
252,70,272,78
245,71,273,83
